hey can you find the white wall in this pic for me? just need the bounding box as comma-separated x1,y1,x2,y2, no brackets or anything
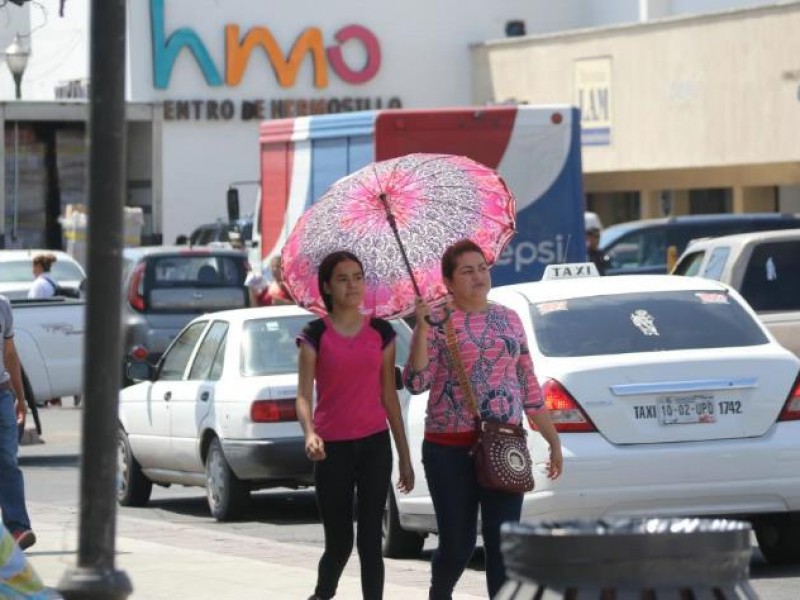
126,0,578,241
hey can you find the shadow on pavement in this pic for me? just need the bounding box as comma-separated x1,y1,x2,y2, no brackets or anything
18,455,79,467
144,489,321,525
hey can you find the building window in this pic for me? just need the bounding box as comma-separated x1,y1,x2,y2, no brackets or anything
689,188,732,214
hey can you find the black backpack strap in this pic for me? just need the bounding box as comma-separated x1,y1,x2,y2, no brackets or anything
369,318,396,349
42,275,59,293
297,318,326,352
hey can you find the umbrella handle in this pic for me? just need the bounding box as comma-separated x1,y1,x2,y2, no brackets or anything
425,306,452,326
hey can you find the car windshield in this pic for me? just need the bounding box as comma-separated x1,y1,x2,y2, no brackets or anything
149,255,244,287
599,222,639,249
0,259,84,283
240,315,413,377
529,290,769,358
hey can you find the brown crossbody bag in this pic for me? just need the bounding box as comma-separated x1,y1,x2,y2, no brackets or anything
443,318,534,494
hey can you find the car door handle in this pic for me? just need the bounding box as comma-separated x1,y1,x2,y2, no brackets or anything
199,391,210,402
163,391,172,402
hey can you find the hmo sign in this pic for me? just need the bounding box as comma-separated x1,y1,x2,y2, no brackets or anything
151,0,382,90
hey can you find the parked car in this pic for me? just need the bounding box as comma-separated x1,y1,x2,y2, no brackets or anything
189,218,253,248
599,213,800,275
384,266,800,565
0,250,85,300
121,246,249,375
672,229,800,358
117,304,413,521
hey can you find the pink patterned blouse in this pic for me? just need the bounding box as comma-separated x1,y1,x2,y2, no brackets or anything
403,303,545,434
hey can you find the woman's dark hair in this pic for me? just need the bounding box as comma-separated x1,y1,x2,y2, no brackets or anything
318,250,364,312
441,239,486,281
33,253,57,272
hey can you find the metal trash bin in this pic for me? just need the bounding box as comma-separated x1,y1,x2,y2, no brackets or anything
496,518,758,599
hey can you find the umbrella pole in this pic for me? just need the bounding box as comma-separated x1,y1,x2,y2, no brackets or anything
378,193,450,325
378,193,422,296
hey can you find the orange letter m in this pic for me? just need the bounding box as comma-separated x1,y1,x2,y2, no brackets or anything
226,26,329,88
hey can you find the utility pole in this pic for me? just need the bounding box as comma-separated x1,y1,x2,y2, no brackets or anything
58,0,132,597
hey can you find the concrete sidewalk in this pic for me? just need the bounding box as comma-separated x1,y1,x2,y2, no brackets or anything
25,501,486,600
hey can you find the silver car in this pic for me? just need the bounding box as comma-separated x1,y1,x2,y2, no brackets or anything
121,246,249,379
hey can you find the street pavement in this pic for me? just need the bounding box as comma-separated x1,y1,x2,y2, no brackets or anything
17,407,487,599
15,405,800,599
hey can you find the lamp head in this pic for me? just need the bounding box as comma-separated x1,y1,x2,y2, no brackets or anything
5,35,29,76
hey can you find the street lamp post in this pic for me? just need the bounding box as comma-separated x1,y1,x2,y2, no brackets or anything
4,35,29,248
5,34,29,100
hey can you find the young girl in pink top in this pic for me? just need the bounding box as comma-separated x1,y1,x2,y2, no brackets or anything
405,239,563,599
296,251,414,600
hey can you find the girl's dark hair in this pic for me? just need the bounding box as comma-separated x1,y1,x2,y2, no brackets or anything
441,239,485,280
318,250,364,312
33,253,57,272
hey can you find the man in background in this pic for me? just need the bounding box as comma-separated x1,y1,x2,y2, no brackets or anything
0,295,35,551
586,227,610,275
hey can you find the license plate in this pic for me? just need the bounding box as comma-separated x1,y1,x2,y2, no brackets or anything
656,394,716,425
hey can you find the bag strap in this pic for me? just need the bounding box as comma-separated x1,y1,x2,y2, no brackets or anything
443,317,480,419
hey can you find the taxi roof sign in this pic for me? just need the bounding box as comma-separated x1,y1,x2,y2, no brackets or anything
542,262,599,281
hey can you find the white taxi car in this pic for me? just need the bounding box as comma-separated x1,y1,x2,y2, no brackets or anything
385,266,800,565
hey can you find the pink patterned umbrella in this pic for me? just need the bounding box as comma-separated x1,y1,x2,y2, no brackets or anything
281,153,516,319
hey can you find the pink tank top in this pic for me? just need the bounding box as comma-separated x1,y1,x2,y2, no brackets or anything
297,316,395,442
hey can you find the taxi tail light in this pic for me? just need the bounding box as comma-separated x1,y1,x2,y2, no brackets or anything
251,398,297,423
778,374,800,422
127,262,146,311
542,379,596,433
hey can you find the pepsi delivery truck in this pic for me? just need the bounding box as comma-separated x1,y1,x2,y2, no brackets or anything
243,105,585,285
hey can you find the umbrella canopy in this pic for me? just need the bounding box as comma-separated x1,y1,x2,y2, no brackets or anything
281,153,516,318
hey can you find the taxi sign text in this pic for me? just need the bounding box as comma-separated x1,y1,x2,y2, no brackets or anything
542,263,599,280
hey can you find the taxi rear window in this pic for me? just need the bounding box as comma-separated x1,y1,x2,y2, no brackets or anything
530,290,768,358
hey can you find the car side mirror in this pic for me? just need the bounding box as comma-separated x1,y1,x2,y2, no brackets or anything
126,360,153,383
395,365,403,391
227,188,240,222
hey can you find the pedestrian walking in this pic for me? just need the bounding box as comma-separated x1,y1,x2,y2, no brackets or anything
0,295,36,551
247,256,294,307
296,250,414,600
27,253,58,300
404,239,563,599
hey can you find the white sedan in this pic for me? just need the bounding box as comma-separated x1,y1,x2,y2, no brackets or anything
118,305,317,521
118,304,414,522
384,269,800,565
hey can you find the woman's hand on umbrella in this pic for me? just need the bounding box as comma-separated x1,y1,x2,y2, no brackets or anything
414,297,430,329
305,433,326,461
397,457,415,494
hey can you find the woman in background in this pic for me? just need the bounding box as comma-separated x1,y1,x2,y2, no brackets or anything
28,254,58,300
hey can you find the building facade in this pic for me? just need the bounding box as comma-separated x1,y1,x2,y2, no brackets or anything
1,0,797,247
472,1,800,225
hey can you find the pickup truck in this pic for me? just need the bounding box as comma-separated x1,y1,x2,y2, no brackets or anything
9,296,85,432
672,229,800,357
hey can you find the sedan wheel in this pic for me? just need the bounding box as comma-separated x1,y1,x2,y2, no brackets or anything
755,514,800,565
205,438,249,521
382,490,425,558
117,427,152,507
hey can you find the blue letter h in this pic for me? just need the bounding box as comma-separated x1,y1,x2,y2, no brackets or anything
151,0,223,89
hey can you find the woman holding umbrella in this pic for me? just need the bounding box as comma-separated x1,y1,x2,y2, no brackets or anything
296,250,414,600
405,239,563,600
